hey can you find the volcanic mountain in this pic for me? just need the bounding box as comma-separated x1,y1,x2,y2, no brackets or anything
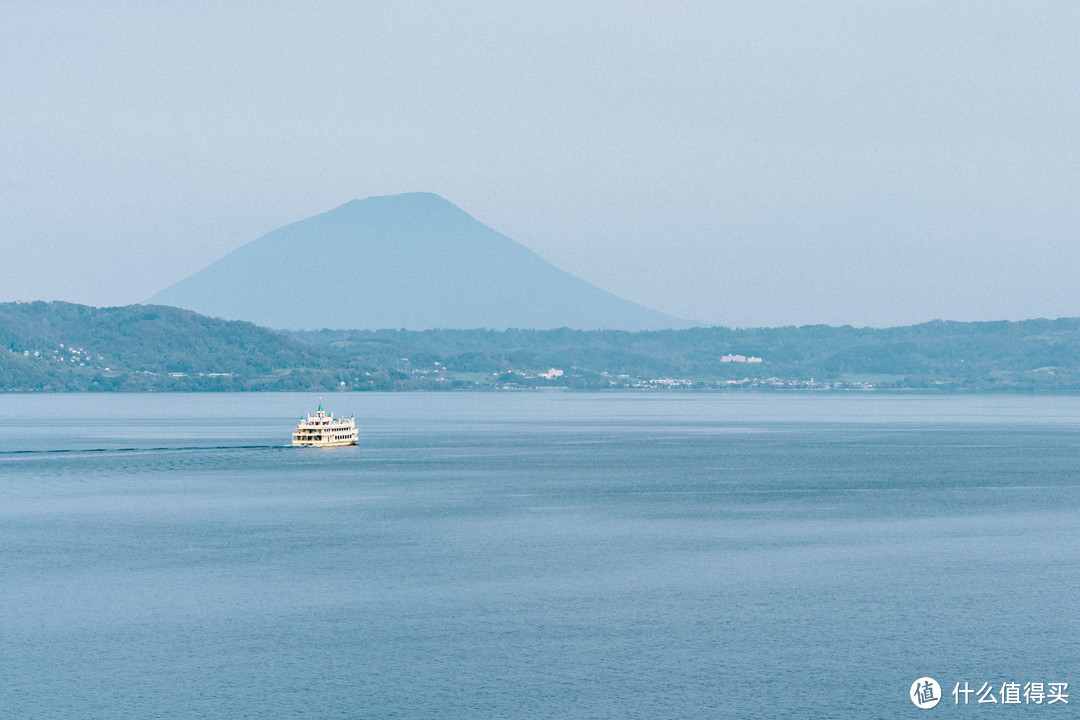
148,193,690,331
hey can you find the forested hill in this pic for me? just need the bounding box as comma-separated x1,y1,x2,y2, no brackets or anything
5,301,1080,391
0,302,393,391
289,319,1080,391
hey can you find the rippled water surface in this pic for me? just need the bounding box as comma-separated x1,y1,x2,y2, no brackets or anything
2,392,1080,718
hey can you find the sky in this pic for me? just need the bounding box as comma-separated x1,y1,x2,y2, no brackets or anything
2,1,1078,328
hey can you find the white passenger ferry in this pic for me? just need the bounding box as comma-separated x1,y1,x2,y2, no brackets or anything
292,402,358,447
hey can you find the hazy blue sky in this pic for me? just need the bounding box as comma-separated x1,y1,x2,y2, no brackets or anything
2,1,1077,327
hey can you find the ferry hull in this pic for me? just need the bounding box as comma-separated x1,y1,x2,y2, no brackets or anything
291,437,357,447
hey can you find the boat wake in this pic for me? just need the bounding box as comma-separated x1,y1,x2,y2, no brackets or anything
0,444,287,457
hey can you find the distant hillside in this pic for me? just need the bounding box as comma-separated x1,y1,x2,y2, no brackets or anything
0,302,395,391
6,302,1080,392
148,192,690,331
290,318,1080,391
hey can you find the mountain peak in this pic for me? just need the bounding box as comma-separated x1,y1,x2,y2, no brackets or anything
340,191,449,209
147,195,691,331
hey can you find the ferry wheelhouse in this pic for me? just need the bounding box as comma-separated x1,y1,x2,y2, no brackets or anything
292,403,358,447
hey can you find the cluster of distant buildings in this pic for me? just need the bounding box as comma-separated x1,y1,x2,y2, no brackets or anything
720,354,763,363
390,353,883,392
6,343,885,391
12,343,110,371
626,377,874,390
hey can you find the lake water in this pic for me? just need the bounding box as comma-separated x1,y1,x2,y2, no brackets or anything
2,392,1079,718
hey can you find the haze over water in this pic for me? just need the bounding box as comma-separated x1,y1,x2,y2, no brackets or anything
2,392,1078,718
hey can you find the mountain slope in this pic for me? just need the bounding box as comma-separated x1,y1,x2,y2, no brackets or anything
0,301,389,391
148,193,690,331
